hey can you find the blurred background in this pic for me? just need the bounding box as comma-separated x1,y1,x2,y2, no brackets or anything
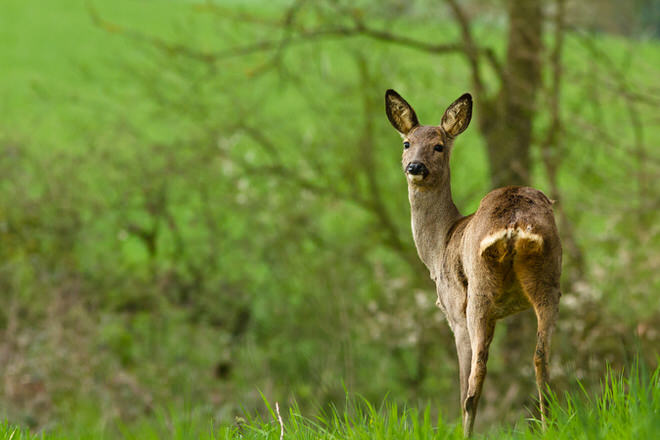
1,0,659,434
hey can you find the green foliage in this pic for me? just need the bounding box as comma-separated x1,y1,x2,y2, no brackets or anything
0,0,659,434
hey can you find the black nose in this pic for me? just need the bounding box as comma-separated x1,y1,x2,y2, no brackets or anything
406,162,428,176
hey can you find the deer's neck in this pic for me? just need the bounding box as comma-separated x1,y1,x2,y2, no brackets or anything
408,184,461,276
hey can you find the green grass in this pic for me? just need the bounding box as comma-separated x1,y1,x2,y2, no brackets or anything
2,364,658,439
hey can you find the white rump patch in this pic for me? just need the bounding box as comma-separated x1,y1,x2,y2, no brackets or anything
479,227,543,256
479,229,511,255
516,228,544,245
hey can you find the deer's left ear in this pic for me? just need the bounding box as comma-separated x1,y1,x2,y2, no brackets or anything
441,93,472,138
385,89,419,136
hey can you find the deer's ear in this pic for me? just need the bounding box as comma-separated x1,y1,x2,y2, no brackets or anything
441,93,472,138
385,89,419,136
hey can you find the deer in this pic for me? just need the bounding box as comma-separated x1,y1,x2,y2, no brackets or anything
384,90,562,437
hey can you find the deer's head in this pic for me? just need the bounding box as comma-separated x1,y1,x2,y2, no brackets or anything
385,90,472,188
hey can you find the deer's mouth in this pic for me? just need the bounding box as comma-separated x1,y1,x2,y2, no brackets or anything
407,173,426,183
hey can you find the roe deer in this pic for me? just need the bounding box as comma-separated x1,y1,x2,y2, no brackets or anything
385,90,561,437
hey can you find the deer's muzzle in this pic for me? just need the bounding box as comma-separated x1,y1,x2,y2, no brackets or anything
406,162,429,180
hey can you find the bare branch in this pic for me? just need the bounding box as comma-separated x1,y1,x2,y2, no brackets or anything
88,2,505,69
571,29,660,106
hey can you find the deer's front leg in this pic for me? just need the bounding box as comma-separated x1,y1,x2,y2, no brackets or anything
463,291,495,438
439,286,472,418
453,323,472,416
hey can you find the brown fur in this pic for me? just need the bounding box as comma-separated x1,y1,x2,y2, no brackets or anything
385,90,562,437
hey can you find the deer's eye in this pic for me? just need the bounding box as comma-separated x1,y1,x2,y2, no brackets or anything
403,141,410,149
434,144,444,152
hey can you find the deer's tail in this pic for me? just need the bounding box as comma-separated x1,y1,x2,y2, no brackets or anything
479,226,544,263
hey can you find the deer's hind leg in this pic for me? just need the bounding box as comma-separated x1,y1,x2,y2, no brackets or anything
531,290,559,427
517,266,560,427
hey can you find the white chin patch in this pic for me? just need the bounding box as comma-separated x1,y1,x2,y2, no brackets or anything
407,174,424,183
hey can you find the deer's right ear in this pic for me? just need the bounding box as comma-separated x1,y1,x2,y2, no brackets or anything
385,89,419,136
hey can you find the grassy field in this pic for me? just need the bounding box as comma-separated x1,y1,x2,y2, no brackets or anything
1,365,658,439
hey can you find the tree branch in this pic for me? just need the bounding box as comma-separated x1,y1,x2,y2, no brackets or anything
88,2,503,70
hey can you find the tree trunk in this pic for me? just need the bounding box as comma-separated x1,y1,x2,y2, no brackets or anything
479,0,543,188
473,1,546,425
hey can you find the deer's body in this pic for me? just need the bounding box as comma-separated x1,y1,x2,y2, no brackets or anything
386,91,561,437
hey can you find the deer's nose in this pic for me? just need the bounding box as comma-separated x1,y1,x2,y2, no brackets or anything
406,162,428,177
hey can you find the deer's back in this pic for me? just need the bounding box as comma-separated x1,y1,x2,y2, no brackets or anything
469,186,558,248
457,186,561,316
